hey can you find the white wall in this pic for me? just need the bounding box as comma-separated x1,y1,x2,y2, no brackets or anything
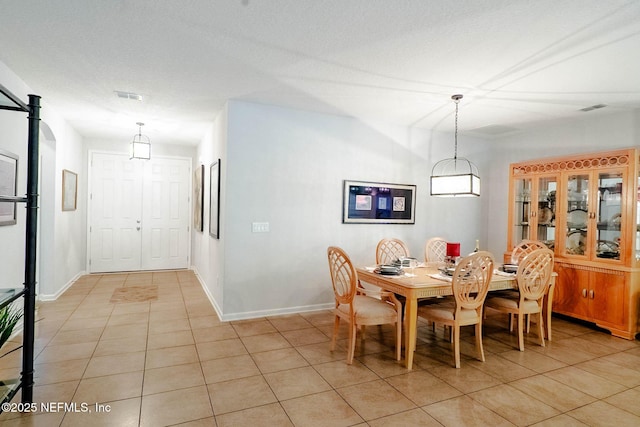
41,112,86,298
191,106,227,316
196,101,639,321
207,100,492,320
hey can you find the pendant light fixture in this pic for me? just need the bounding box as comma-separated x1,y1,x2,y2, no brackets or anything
430,94,480,197
130,122,151,160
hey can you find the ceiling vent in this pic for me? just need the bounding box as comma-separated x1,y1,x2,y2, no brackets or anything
580,104,607,112
115,90,143,101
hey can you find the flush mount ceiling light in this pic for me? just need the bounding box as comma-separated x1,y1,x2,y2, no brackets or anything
130,122,151,160
430,94,480,197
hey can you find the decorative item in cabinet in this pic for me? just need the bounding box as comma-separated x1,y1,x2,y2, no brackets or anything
506,148,640,339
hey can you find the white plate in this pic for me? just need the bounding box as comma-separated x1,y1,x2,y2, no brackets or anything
538,207,553,225
566,230,586,255
567,209,587,228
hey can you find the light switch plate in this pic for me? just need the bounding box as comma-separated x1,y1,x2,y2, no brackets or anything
252,222,270,233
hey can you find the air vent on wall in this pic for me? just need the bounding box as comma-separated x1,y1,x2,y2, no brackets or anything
115,90,143,101
580,104,607,112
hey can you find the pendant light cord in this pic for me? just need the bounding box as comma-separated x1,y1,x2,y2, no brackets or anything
452,94,462,161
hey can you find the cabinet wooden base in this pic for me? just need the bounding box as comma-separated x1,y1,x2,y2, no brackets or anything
552,312,638,340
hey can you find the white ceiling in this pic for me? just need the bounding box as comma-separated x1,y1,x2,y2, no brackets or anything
1,0,639,146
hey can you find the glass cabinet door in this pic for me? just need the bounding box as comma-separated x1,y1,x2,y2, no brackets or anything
511,175,557,252
512,178,532,249
535,176,557,249
595,171,623,261
565,174,589,257
637,174,640,263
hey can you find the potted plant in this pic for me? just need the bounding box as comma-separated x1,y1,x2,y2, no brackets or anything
0,304,23,355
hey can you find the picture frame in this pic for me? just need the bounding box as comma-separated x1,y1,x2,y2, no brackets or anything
62,169,78,211
209,159,221,239
0,149,18,225
343,180,416,224
193,164,204,232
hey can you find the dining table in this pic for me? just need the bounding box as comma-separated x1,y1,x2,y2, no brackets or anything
356,264,553,370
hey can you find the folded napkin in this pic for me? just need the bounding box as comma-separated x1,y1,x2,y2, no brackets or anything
493,269,515,277
428,273,452,282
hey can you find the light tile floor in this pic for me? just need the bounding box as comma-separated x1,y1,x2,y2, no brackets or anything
2,270,640,426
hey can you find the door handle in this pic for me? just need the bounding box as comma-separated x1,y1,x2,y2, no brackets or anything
136,227,141,231
589,290,594,299
582,289,587,298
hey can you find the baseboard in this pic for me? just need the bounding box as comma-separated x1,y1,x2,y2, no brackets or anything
37,270,86,302
189,267,333,322
190,266,224,320
219,303,335,322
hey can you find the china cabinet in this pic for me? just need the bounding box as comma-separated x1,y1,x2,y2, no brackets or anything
506,148,640,339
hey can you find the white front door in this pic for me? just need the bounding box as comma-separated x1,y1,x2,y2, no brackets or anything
141,157,190,270
89,153,190,273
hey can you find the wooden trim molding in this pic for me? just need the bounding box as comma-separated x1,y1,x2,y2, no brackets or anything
512,153,631,175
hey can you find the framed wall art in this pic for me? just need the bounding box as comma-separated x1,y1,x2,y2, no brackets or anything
62,169,78,211
0,149,18,225
343,180,416,224
209,159,221,239
193,164,204,232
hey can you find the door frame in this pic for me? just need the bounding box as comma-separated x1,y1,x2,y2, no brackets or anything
86,150,193,273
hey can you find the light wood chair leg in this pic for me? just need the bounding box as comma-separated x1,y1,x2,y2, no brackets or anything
475,322,485,362
537,312,546,348
347,323,357,364
395,320,402,361
331,316,340,351
546,283,555,341
453,325,461,368
517,313,525,351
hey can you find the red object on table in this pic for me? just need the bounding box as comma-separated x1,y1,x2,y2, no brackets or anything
446,242,461,257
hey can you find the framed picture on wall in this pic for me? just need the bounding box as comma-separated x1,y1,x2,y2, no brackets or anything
62,169,78,211
193,164,204,232
209,159,221,239
0,149,18,225
342,180,416,224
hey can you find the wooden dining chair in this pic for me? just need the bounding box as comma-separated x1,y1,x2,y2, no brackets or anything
417,251,494,368
485,248,554,351
424,237,447,267
376,238,410,265
510,240,555,340
511,239,548,264
327,246,402,364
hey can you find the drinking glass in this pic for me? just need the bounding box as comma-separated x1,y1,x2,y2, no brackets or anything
408,258,419,275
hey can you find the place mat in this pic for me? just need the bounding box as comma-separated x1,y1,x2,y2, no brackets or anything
110,285,158,303
428,273,452,282
493,270,516,277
